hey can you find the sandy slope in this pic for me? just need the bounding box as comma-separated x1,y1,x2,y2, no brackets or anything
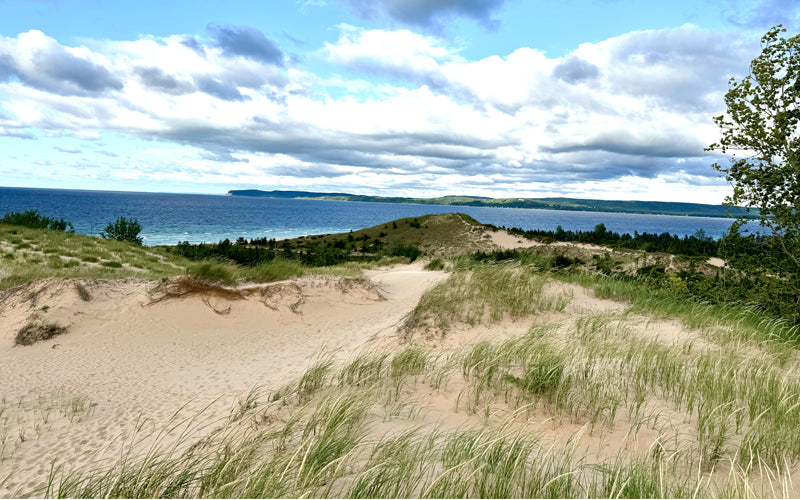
0,264,445,496
488,230,609,252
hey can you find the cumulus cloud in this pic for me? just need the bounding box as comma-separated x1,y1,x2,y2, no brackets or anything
208,24,285,66
135,66,193,95
0,25,758,202
326,25,748,113
344,0,507,30
0,30,122,96
552,56,600,83
180,36,206,56
196,78,248,101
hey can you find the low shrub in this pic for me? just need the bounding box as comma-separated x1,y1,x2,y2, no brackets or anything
15,322,68,346
100,217,143,245
424,258,445,271
387,244,422,262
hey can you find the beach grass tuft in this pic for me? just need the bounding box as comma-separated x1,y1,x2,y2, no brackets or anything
14,321,68,346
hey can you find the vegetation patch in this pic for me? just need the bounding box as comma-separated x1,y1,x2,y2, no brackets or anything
166,213,491,268
75,283,92,301
185,260,238,285
100,217,143,245
407,262,571,334
493,222,719,257
0,223,192,290
0,210,74,233
147,275,245,304
15,321,68,346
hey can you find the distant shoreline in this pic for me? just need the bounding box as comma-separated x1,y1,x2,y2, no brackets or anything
227,189,753,220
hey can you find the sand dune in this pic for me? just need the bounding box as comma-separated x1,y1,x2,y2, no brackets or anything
0,263,445,496
1,251,798,497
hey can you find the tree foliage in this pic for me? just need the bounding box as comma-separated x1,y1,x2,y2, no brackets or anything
1,210,74,232
497,224,719,257
709,26,799,235
708,25,800,322
101,217,143,245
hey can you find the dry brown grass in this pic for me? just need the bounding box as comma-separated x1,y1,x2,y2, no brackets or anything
15,321,68,346
74,282,91,302
146,275,246,305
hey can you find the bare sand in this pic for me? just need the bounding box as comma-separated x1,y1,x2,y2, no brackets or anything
488,229,609,252
0,264,445,496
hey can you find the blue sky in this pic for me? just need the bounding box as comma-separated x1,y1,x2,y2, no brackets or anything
0,0,797,203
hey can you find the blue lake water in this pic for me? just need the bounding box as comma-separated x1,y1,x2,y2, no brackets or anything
0,187,738,246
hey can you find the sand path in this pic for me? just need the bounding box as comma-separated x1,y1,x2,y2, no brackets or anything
0,263,445,495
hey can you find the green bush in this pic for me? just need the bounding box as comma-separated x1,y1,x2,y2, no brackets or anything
424,258,445,270
387,244,422,262
1,210,74,232
100,217,143,245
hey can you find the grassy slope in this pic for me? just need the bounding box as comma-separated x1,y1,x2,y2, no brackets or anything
0,213,490,291
279,213,493,257
0,223,190,290
0,224,372,291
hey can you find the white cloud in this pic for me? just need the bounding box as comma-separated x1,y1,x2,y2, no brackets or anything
0,24,759,203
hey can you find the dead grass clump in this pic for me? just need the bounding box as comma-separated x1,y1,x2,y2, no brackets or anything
15,321,68,346
335,277,386,301
147,275,245,305
253,283,305,313
75,282,91,301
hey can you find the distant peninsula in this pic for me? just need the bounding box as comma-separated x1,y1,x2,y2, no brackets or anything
227,189,752,219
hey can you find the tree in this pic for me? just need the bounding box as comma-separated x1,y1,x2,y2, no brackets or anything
707,25,800,321
1,210,74,232
100,217,143,245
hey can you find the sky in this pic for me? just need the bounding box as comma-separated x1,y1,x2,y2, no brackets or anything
0,0,797,203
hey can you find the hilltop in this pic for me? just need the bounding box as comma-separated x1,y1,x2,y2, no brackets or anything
277,213,495,257
227,189,754,218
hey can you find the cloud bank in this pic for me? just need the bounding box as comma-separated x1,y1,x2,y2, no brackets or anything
0,23,757,202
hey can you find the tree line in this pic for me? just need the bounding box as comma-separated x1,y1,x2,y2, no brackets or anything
492,223,720,257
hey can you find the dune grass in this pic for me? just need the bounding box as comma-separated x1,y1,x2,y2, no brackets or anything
0,224,188,289
38,287,800,498
559,271,800,361
0,224,377,292
406,262,571,333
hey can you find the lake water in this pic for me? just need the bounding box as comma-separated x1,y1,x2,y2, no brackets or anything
0,187,737,246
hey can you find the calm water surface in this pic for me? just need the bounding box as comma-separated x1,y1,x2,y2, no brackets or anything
0,187,737,246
